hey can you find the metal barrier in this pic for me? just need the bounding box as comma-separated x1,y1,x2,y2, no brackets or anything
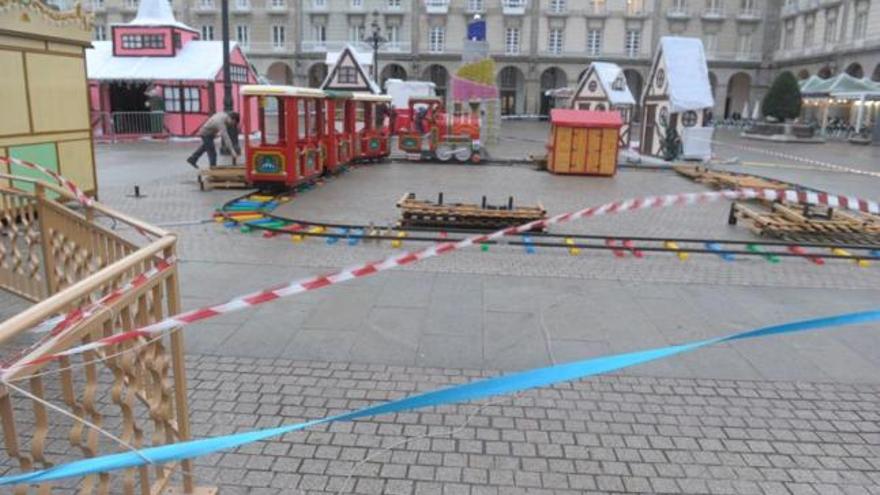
0,176,208,494
91,112,166,141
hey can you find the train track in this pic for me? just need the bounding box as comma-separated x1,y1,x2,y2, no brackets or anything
216,189,880,264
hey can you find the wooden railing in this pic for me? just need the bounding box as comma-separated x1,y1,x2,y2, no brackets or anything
0,177,211,494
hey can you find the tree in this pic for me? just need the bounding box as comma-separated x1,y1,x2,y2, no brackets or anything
761,72,802,121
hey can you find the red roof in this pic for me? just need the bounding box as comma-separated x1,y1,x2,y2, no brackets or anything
550,109,623,128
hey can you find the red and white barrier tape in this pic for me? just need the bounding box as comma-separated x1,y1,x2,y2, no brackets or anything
0,156,94,207
3,188,877,375
0,256,177,374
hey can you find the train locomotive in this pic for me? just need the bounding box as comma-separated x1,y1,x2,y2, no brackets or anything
240,84,483,189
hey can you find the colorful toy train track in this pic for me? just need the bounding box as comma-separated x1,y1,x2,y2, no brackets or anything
216,190,879,267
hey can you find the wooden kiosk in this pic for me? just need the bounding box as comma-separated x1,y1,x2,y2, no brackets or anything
0,0,97,196
547,109,622,176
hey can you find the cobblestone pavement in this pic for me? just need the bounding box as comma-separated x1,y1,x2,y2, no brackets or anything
2,124,880,494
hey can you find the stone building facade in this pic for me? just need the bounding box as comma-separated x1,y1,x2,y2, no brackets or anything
82,0,880,118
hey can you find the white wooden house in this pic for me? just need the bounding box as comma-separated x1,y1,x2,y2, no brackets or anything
571,62,636,146
639,37,714,159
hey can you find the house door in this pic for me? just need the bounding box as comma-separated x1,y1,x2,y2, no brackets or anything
500,90,516,115
642,104,656,154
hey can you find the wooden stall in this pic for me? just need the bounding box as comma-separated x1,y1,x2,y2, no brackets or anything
0,0,97,196
547,109,622,176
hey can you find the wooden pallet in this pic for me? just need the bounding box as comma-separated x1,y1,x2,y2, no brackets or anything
198,166,248,190
731,201,880,244
674,165,795,191
397,193,546,231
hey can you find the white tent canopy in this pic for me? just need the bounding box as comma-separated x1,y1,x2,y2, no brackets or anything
659,37,714,113
86,41,238,80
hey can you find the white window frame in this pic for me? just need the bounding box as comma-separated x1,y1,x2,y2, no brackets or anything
624,29,640,57
505,27,520,54
587,28,601,56
272,25,285,48
200,24,214,40
235,24,249,47
467,0,484,12
93,24,107,40
550,0,565,14
429,25,445,53
548,28,563,55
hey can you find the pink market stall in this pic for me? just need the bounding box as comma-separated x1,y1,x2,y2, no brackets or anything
86,0,258,140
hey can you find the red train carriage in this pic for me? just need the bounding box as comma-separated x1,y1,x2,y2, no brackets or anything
323,91,353,173
242,85,328,187
350,93,392,162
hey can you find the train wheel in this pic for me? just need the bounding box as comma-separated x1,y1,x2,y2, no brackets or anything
435,144,453,162
454,147,472,163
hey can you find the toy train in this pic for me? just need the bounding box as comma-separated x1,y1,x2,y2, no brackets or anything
241,85,483,189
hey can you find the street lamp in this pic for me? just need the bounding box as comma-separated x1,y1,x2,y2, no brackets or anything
363,10,386,87
221,0,232,111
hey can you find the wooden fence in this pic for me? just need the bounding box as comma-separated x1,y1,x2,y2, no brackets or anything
0,176,212,494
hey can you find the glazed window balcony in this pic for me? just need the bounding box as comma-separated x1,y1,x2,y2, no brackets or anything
624,0,647,17
502,0,527,15
666,6,690,19
194,0,217,13
584,0,606,17
232,0,251,13
737,8,761,21
702,7,725,19
465,0,484,14
266,0,288,14
425,0,449,14
301,40,411,53
384,0,404,12
309,0,328,11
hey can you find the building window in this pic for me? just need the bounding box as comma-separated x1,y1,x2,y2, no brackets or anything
313,23,326,42
121,34,165,49
201,25,214,40
705,0,722,14
349,23,365,42
163,87,200,112
624,29,640,57
740,0,755,10
587,28,601,55
429,26,445,53
387,0,400,7
351,0,363,7
548,28,563,55
234,0,248,8
183,87,200,112
736,32,752,56
236,24,249,47
312,0,326,6
467,0,483,12
853,0,869,40
682,110,698,127
386,23,400,48
230,65,249,82
272,25,285,48
783,18,795,49
703,32,717,54
824,7,838,44
505,27,520,54
198,0,213,7
270,0,284,7
671,0,686,13
550,0,565,13
803,13,814,46
339,66,358,84
93,24,106,40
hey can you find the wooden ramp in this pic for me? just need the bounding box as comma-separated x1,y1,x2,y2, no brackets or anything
674,165,795,190
397,193,546,231
731,202,880,244
198,167,248,190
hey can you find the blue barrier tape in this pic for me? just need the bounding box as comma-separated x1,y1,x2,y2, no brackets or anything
2,309,878,486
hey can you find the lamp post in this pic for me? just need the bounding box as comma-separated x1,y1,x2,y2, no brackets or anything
221,0,232,111
363,10,386,88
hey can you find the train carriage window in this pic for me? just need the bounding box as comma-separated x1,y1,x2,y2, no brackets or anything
297,99,307,140
260,96,284,145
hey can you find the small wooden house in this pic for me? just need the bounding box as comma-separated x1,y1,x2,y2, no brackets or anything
0,0,97,195
321,44,380,94
547,109,622,176
85,0,258,138
639,37,714,159
570,62,636,147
